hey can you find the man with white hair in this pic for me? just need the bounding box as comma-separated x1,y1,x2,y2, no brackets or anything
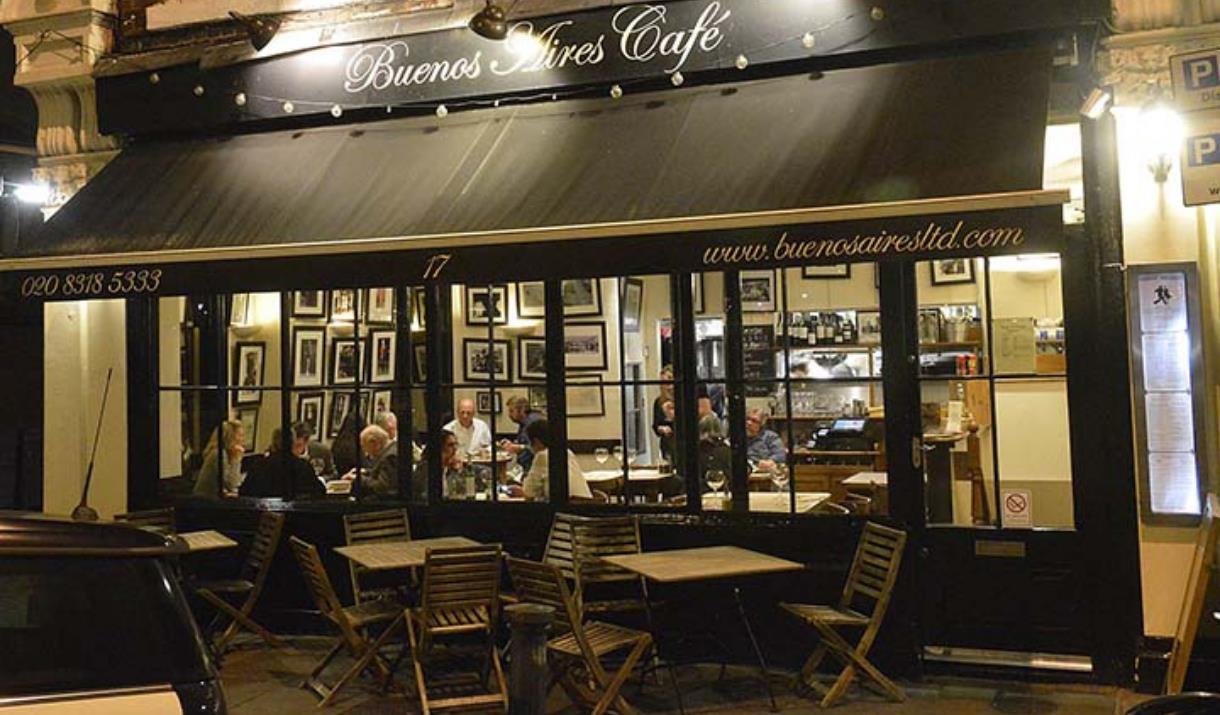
373,410,398,442
356,424,398,497
443,398,492,456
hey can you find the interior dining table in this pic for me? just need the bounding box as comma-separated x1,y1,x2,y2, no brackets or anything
583,467,671,501
701,491,831,513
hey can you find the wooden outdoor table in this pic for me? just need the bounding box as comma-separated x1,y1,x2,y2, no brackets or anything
604,545,804,711
335,536,480,571
177,530,239,553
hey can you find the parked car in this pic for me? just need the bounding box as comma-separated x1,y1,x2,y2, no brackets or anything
0,514,226,713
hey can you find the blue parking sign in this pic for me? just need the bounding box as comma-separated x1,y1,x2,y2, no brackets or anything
1184,56,1220,90
1188,133,1220,167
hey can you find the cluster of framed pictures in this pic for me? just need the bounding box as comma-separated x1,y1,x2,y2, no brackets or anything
460,323,611,383
290,389,395,442
462,279,603,325
288,329,398,386
290,288,399,323
735,260,974,313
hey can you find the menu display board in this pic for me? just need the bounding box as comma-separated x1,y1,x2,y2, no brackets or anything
1127,265,1212,523
742,324,776,396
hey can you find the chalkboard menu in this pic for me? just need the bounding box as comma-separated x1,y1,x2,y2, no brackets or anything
743,325,776,396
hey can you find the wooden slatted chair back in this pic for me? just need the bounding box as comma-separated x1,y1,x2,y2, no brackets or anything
840,521,906,620
543,512,584,580
420,544,502,618
506,557,582,636
240,511,285,586
344,509,412,544
343,509,412,602
571,515,641,585
115,507,176,536
289,536,361,645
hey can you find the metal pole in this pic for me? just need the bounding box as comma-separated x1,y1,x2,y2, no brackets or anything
505,603,553,715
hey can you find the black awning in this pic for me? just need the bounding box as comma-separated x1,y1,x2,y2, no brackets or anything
23,45,1051,260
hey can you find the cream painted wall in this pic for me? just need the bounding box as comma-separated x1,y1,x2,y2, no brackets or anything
229,293,283,453
43,300,128,519
158,297,183,478
1113,107,1220,637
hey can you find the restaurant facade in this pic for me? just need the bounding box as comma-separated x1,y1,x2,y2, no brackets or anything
0,0,1170,686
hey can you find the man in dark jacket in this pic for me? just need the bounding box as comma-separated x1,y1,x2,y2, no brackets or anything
239,426,325,499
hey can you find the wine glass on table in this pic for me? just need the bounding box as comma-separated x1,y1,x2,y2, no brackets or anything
594,447,610,467
627,447,638,465
611,445,624,465
705,468,727,501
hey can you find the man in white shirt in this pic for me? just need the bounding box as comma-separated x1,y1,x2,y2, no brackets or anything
522,419,593,501
443,398,493,456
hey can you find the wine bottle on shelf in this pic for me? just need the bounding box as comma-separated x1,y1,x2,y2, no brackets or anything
792,311,805,343
807,313,819,345
833,314,844,344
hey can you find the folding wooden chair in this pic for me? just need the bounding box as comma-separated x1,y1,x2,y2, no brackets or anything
288,536,404,708
114,507,176,536
194,510,285,652
507,557,655,715
406,544,507,715
546,513,650,616
342,509,412,604
780,522,907,708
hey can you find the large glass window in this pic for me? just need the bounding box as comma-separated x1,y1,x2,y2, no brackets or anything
917,255,1073,529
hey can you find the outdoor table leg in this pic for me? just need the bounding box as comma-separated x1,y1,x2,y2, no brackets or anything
733,586,778,712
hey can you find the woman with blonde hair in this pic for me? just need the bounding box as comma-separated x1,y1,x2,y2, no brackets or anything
193,419,246,498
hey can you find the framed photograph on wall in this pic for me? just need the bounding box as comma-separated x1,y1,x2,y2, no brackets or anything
803,264,851,279
562,278,601,316
293,290,327,318
518,336,547,380
564,322,608,371
463,339,511,382
328,392,351,439
476,391,502,415
857,310,882,345
230,293,251,326
236,407,258,452
295,392,324,439
739,270,776,312
528,385,548,412
517,282,546,319
466,284,509,325
622,278,643,332
331,289,357,322
331,338,364,385
930,258,975,285
369,330,396,383
411,287,427,328
412,342,427,383
233,342,265,405
366,287,395,324
292,327,326,387
566,378,605,417
371,389,393,420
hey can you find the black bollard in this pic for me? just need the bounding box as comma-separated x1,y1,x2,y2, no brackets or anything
505,602,553,715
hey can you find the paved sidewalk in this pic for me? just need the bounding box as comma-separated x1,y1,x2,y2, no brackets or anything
221,637,1148,714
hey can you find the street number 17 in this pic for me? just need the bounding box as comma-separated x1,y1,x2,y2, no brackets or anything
422,254,451,280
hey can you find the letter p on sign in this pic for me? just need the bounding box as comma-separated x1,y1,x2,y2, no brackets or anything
1187,56,1220,90
1188,133,1220,167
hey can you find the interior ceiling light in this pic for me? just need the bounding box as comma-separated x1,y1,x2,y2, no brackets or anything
229,11,281,51
469,0,509,41
1079,87,1111,120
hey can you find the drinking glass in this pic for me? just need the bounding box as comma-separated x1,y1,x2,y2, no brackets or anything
507,461,523,483
594,447,610,465
705,469,727,498
627,447,638,465
612,445,624,464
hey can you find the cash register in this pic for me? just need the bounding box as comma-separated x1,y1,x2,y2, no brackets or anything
811,418,874,453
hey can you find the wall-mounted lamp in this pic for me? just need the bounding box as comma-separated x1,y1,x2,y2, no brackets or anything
229,11,281,51
1079,87,1111,120
469,1,508,40
1141,98,1183,183
0,178,50,205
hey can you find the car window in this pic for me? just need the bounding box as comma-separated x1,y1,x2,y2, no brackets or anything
0,557,211,697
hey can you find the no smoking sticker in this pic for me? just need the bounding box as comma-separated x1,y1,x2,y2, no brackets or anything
1001,489,1032,528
